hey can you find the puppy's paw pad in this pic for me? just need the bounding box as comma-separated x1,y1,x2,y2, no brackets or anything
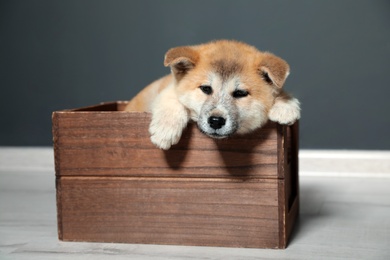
269,98,301,125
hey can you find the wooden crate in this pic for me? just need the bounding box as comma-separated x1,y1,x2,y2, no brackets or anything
52,101,299,249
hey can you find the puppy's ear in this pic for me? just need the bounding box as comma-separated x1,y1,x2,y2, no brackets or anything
164,46,199,78
259,52,290,88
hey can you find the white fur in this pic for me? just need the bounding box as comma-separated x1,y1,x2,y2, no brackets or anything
149,84,189,150
268,97,301,125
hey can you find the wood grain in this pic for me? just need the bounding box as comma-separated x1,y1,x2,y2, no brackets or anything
53,111,279,178
58,177,281,248
53,101,299,249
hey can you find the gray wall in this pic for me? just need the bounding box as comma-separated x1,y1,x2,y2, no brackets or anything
1,0,389,149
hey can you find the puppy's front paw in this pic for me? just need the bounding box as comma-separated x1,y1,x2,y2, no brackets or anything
149,127,180,150
268,97,301,125
149,116,187,150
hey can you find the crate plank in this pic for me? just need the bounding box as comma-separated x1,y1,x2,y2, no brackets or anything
58,177,281,248
53,112,280,178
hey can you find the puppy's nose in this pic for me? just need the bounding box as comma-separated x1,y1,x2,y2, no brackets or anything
208,116,226,130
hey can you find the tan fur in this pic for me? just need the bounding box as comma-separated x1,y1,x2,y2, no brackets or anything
125,75,173,112
125,40,300,149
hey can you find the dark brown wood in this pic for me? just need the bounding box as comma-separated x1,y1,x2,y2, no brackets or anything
52,112,279,178
53,101,299,249
58,177,280,248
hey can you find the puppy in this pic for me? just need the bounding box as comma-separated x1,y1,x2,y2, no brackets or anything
125,40,300,150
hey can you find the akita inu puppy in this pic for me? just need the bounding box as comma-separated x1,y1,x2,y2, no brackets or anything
125,40,300,150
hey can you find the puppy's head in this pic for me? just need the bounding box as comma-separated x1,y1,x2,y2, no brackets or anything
164,40,290,138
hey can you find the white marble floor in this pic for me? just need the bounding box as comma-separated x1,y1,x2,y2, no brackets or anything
1,148,390,260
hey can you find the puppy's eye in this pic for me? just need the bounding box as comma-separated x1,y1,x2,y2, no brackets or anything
232,89,249,98
200,85,213,95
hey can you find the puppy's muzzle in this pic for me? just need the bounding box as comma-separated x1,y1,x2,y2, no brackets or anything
208,116,226,130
